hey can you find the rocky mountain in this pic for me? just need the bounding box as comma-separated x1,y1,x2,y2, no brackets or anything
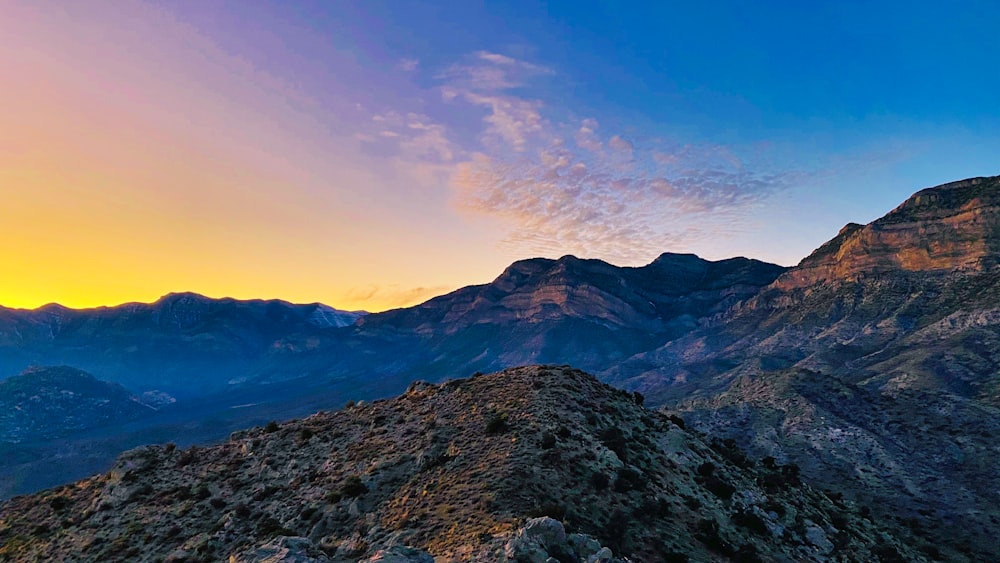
605,175,1000,561
0,293,366,398
0,366,927,562
0,366,156,443
341,253,784,381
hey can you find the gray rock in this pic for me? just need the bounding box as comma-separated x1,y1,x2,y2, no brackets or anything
360,545,435,563
232,536,329,562
587,546,614,563
567,533,602,559
804,522,834,554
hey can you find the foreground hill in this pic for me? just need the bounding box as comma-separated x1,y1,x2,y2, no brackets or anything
607,175,1000,560
0,367,924,562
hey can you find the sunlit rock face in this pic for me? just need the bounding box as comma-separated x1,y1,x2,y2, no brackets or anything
776,176,1000,290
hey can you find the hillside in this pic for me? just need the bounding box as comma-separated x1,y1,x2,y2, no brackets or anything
0,367,924,562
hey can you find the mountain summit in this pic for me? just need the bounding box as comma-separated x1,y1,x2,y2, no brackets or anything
777,175,1000,289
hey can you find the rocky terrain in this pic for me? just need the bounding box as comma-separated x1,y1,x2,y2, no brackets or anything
0,366,926,562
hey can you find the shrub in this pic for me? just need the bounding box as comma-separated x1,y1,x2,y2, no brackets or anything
340,475,368,498
613,467,647,492
590,471,610,491
731,511,768,536
164,442,177,454
527,503,566,521
696,462,716,477
702,475,735,500
299,428,314,441
209,497,226,509
48,496,69,512
175,446,198,468
557,426,571,439
264,421,280,433
598,427,629,463
540,432,557,449
668,414,686,429
632,391,645,406
485,413,509,435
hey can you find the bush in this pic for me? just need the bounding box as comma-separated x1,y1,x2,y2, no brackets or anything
340,475,368,498
613,467,647,492
702,475,735,500
632,391,645,406
598,427,629,463
485,413,509,435
527,503,566,521
540,432,557,449
696,462,716,477
731,511,768,536
299,428,314,441
175,446,198,468
264,421,280,433
590,471,610,491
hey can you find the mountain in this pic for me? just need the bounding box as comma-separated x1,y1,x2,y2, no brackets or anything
0,366,927,562
606,175,1000,561
342,253,784,381
0,366,156,443
0,293,366,398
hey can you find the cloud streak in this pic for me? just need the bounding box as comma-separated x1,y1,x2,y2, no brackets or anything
432,53,806,263
358,50,809,265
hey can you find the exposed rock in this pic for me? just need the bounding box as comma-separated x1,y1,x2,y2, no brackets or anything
359,545,434,562
233,536,329,562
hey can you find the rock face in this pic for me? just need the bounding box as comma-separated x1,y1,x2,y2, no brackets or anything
776,176,1000,289
0,367,922,562
606,175,1000,561
0,366,156,442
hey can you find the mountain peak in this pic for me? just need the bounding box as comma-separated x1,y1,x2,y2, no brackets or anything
777,175,1000,289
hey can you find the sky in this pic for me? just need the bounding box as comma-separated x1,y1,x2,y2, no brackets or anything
2,0,999,312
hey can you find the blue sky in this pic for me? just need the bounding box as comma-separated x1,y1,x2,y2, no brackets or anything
3,1,999,310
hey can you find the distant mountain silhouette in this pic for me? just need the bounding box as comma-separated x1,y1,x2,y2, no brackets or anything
0,293,365,397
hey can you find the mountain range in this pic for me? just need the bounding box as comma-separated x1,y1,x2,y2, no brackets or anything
2,175,999,560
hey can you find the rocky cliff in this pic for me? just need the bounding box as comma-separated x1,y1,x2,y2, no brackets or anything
775,176,1000,289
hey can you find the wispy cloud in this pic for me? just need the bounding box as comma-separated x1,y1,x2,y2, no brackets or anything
397,58,419,72
431,52,807,263
361,50,809,264
341,284,454,309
